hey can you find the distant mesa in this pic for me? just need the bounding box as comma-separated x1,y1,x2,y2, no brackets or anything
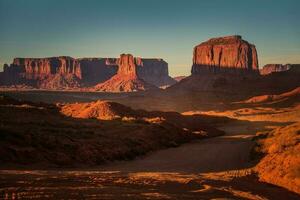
260,64,291,75
93,54,158,92
0,54,175,90
191,35,259,75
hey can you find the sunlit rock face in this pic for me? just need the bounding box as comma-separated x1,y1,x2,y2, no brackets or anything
260,64,291,75
13,57,82,79
191,35,259,74
117,54,138,77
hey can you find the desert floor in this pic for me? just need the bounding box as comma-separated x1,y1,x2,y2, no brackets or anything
0,91,299,199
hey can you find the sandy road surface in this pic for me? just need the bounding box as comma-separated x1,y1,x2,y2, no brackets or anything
100,121,255,173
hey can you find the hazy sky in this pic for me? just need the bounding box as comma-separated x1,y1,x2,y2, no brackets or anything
0,0,299,76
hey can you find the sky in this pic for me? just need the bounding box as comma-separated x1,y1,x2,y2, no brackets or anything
0,0,299,76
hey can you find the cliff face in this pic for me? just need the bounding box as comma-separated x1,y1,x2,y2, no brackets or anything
13,57,82,79
137,58,176,87
1,55,173,89
79,58,118,85
260,64,291,75
10,57,118,86
191,35,259,74
117,54,138,77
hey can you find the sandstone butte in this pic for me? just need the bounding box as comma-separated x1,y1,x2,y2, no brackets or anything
191,35,259,74
260,64,291,75
0,55,175,89
94,54,158,92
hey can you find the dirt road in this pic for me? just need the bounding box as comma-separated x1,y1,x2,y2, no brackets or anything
100,121,256,173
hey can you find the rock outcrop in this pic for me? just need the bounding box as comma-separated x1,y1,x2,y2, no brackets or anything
94,54,157,92
260,64,291,75
191,35,259,74
1,55,174,89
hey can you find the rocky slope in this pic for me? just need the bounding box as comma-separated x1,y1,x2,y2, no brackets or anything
191,35,258,74
260,64,291,75
0,55,174,89
94,54,158,92
254,122,300,194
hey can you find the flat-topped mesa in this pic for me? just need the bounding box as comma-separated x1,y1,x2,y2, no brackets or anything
191,35,259,75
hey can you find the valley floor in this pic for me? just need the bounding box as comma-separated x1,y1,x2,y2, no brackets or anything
1,118,299,199
0,91,299,199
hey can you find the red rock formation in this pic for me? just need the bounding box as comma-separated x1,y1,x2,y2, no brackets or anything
137,58,176,87
1,55,173,89
260,64,291,75
192,35,259,74
94,54,157,92
13,57,82,79
116,54,138,77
